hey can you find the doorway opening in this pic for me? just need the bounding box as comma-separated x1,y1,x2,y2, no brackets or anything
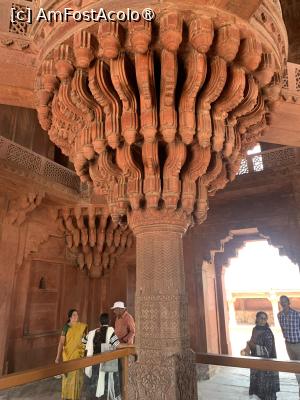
224,240,300,359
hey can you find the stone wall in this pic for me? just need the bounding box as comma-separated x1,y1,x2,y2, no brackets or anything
0,192,135,373
6,236,91,372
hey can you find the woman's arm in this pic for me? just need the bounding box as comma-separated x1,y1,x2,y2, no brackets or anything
55,336,65,364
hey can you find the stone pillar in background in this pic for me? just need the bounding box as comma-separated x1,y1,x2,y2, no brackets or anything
128,210,197,400
228,295,237,328
269,292,281,329
215,264,231,354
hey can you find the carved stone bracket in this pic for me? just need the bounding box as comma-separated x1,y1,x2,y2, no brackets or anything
6,193,44,226
59,206,134,277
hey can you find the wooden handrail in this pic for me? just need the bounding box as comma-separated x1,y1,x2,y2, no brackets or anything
196,352,300,373
0,347,136,391
3,350,300,392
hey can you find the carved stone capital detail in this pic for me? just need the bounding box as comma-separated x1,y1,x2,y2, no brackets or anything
6,193,44,226
128,208,191,235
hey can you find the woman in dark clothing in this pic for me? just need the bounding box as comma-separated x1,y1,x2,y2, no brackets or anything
248,311,280,400
84,313,122,400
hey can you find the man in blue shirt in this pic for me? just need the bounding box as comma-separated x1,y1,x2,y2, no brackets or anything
278,295,300,394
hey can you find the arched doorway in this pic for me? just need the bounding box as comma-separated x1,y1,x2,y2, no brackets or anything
224,240,300,359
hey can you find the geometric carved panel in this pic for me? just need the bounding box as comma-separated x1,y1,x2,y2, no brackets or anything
281,67,288,89
9,3,30,35
295,67,300,92
238,158,249,175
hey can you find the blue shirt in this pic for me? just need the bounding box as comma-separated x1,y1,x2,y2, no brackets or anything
278,308,300,343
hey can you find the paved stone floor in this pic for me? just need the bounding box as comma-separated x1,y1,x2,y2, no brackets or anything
0,377,61,400
0,367,298,399
198,366,299,400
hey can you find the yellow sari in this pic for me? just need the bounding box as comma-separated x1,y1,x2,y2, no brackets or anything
62,322,87,400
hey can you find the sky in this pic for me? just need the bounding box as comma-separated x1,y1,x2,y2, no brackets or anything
224,240,300,293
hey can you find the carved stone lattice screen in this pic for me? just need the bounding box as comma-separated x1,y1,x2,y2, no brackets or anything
239,146,297,175
282,67,289,89
262,146,296,168
252,154,264,171
33,1,287,398
238,158,250,175
0,136,80,191
9,0,33,35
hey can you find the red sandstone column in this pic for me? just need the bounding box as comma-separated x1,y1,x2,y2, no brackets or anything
215,264,231,354
0,222,21,375
128,210,197,400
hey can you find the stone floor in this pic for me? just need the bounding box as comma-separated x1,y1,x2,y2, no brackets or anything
0,367,298,399
198,366,299,400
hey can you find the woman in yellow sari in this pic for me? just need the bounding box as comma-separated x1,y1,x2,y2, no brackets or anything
55,309,87,400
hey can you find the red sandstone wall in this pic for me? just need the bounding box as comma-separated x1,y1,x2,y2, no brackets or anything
7,236,93,372
183,230,220,354
6,241,135,372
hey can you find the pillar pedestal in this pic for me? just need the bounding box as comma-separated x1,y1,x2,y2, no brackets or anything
128,209,197,400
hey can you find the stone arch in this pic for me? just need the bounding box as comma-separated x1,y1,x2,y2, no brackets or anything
211,227,299,354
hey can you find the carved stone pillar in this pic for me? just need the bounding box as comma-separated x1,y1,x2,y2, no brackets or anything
31,2,287,397
128,210,197,400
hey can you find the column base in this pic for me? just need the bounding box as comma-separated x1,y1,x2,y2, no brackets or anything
128,350,197,400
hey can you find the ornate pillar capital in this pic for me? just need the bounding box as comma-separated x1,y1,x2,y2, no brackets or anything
128,208,191,235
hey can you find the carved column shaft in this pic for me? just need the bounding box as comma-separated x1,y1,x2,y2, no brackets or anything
128,210,197,400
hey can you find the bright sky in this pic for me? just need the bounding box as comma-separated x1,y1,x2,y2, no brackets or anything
224,240,300,292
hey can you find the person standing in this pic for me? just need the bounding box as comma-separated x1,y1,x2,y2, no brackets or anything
247,311,280,400
84,313,122,400
111,301,135,344
55,309,87,400
278,295,300,395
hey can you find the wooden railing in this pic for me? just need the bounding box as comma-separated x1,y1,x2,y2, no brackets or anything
1,349,300,397
196,352,300,373
0,347,136,399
